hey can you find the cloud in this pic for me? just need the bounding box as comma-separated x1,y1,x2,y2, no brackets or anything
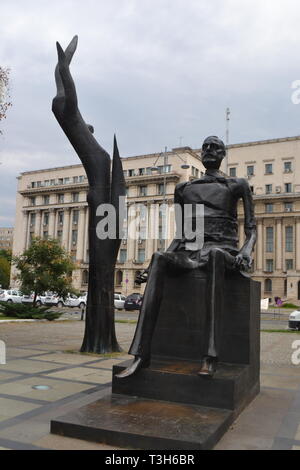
1,0,300,225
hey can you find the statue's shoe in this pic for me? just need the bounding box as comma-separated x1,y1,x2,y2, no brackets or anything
115,356,150,379
198,356,217,378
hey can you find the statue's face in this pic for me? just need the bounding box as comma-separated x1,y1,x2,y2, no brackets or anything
201,136,225,170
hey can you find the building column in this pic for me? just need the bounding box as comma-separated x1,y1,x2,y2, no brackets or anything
256,219,263,271
48,209,56,239
62,208,71,250
296,217,300,271
275,218,283,271
22,211,30,251
34,210,42,238
76,207,86,262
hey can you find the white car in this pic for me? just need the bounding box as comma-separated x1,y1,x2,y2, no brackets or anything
56,294,87,309
114,293,126,310
0,289,23,303
289,310,300,330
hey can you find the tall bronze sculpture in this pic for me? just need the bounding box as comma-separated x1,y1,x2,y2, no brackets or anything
52,36,125,354
116,135,256,378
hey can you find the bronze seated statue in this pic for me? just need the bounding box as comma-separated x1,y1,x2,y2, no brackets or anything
116,135,256,379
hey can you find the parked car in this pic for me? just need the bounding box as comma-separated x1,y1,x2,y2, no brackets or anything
114,293,126,310
21,293,45,306
124,293,143,311
56,294,87,309
0,289,23,303
289,310,300,330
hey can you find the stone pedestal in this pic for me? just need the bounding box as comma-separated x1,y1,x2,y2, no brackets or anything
51,271,260,450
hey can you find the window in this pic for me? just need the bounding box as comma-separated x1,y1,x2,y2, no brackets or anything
72,230,78,246
229,167,236,177
79,175,85,183
266,227,274,252
43,195,50,205
50,179,56,186
72,192,79,202
82,269,89,285
191,166,199,177
285,226,293,252
56,230,62,242
30,213,36,226
265,163,273,174
247,165,254,176
265,184,272,194
58,178,63,185
265,279,272,293
137,249,145,263
139,186,147,197
58,211,64,225
286,259,294,271
64,177,70,185
73,176,79,183
29,197,36,206
43,213,49,226
123,170,128,178
284,161,292,173
265,260,274,272
128,169,135,177
43,231,48,240
115,270,123,286
72,210,79,225
284,202,293,212
157,183,164,195
119,249,127,263
285,183,292,193
265,203,273,213
58,194,64,203
138,168,145,175
44,180,50,187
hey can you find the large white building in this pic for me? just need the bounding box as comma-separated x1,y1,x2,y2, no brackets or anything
11,135,300,302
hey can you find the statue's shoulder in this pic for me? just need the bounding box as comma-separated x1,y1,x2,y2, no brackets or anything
175,181,190,192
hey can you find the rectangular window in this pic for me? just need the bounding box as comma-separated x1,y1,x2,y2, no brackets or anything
137,249,145,263
58,178,63,185
43,195,50,205
64,177,70,185
285,226,293,252
44,180,50,187
284,202,293,212
128,169,135,177
72,192,79,202
56,230,63,243
50,179,56,186
119,249,127,263
29,197,36,206
229,167,236,177
58,211,64,225
157,183,164,195
43,213,49,226
266,259,274,272
79,175,85,183
58,194,64,203
138,168,145,176
265,203,273,213
72,210,79,224
43,231,48,240
265,163,273,174
284,161,292,173
247,165,254,176
73,176,79,183
286,259,294,271
285,183,292,193
265,184,272,194
139,186,147,197
30,213,36,226
72,230,78,246
266,227,274,252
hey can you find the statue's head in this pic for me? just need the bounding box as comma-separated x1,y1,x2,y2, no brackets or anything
201,136,226,170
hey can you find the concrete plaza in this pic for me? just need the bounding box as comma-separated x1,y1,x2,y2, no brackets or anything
0,317,299,450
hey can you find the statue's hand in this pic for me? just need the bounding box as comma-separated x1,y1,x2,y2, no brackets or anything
135,269,149,285
234,252,252,271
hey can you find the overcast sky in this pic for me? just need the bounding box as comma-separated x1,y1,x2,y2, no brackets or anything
1,0,300,227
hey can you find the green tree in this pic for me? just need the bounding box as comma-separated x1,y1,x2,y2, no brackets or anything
0,256,10,289
13,237,76,306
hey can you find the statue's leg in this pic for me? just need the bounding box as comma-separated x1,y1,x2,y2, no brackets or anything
115,251,167,378
198,248,234,377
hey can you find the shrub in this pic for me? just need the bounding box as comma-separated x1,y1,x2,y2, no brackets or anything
0,302,63,321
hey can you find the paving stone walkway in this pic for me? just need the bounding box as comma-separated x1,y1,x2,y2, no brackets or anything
0,319,299,450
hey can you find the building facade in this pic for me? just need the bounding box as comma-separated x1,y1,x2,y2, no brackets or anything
0,228,14,251
11,136,300,302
